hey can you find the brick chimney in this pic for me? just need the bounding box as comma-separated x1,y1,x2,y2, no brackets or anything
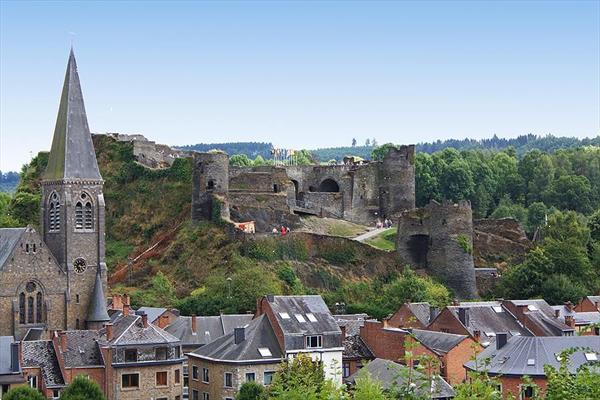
111,294,123,310
473,330,481,342
565,315,575,328
340,325,346,341
106,323,114,341
565,301,574,312
554,309,560,318
191,314,197,335
123,303,130,317
141,313,148,328
59,331,67,352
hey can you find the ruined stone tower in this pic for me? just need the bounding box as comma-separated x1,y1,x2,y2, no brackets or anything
396,200,478,299
379,145,416,220
40,49,109,329
192,152,230,222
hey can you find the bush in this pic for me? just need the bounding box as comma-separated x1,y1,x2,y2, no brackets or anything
318,242,357,265
4,387,46,400
236,381,265,400
60,375,106,400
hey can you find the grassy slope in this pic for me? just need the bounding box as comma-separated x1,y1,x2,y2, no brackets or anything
365,228,397,251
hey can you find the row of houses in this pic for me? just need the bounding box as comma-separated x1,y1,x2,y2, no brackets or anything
1,294,599,399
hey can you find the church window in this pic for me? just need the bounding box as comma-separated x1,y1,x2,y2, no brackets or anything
48,192,61,232
19,293,25,324
27,296,34,323
75,202,84,229
25,244,29,253
36,292,43,322
84,202,93,229
76,294,80,304
26,282,36,292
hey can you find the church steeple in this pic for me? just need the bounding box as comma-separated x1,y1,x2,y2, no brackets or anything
86,271,110,330
43,48,102,181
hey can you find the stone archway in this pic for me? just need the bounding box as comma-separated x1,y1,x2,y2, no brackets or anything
318,178,340,192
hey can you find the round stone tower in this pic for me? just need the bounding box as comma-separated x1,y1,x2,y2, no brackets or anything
192,152,230,222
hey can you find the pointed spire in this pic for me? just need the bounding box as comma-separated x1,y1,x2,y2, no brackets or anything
87,271,110,324
43,49,102,181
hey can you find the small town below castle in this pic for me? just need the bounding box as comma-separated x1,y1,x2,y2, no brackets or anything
1,2,599,399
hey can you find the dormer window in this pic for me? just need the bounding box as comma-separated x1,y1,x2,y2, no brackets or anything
305,335,323,349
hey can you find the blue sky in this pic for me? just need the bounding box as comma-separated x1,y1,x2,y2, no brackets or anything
1,0,599,171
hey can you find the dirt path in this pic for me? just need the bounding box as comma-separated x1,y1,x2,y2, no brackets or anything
353,227,387,242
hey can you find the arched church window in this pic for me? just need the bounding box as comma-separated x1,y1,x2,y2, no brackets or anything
27,296,34,324
84,202,93,230
19,293,25,324
48,192,61,232
36,292,43,323
75,202,83,229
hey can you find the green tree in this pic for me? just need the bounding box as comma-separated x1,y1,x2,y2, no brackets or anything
526,202,548,235
588,208,600,241
545,175,594,214
545,348,600,400
60,375,106,400
230,154,253,167
490,197,528,226
237,381,266,400
371,143,398,162
415,153,440,206
131,271,177,308
267,354,326,399
440,159,475,201
352,371,388,400
4,387,46,400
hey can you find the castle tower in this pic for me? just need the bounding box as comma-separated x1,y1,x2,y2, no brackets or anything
40,49,108,330
192,152,230,222
379,145,416,220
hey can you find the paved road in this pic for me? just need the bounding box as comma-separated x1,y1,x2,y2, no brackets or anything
353,227,388,242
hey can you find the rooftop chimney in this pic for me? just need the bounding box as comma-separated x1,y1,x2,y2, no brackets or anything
191,314,197,335
554,309,560,318
565,315,575,328
59,331,67,353
496,332,508,350
452,299,460,306
429,306,440,323
10,342,20,373
266,294,275,302
565,301,574,312
123,303,130,317
458,307,470,327
111,294,123,311
124,294,131,307
234,327,246,344
141,313,148,328
106,323,114,341
340,325,346,341
473,330,481,342
158,314,169,329
596,301,600,311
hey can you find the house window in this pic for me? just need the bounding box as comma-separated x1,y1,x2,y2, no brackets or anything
305,335,323,348
192,366,199,380
224,372,233,387
156,371,168,386
342,362,350,378
124,349,138,362
175,369,181,384
175,346,181,358
155,347,167,360
122,373,139,388
264,371,275,385
245,372,255,382
202,367,209,383
203,393,209,400
52,389,60,399
192,390,199,400
520,385,537,400
28,375,37,388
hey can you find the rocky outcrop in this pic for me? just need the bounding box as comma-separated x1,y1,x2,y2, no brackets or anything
473,218,532,271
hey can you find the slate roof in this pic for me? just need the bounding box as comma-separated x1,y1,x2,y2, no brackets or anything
268,295,341,335
0,337,18,375
407,302,432,326
189,314,283,363
446,302,532,344
137,307,167,323
465,336,600,377
22,341,65,388
23,328,44,341
506,299,574,335
343,335,374,360
347,358,455,399
165,314,254,348
43,49,102,181
0,228,26,269
410,329,468,355
334,314,368,336
61,331,104,367
102,314,180,346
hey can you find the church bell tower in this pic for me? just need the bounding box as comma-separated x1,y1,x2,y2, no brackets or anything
41,49,109,330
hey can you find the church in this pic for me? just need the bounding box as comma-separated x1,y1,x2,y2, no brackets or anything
0,49,110,340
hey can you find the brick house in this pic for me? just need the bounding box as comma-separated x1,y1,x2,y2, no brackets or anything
551,303,600,335
464,334,600,399
387,302,438,329
575,295,600,312
502,299,575,336
428,301,532,346
359,319,478,385
341,332,374,381
187,314,283,400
